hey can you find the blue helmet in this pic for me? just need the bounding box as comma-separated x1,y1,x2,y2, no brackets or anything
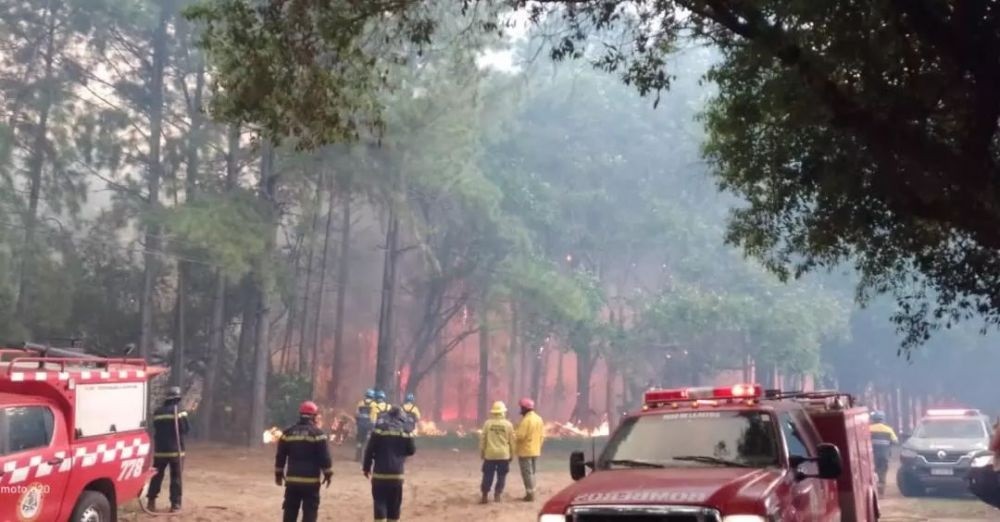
871,411,885,423
405,393,415,403
375,390,386,401
365,389,376,399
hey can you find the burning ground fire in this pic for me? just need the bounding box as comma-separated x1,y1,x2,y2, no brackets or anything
264,418,609,443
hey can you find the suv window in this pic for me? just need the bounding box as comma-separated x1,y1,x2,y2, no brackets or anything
780,413,812,459
2,406,55,455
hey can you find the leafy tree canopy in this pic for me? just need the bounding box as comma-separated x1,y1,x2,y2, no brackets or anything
187,0,1000,349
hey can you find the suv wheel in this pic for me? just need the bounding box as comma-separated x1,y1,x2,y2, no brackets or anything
897,469,926,497
70,491,113,522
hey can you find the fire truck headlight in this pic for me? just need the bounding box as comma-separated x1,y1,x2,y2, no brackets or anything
538,515,566,522
972,455,993,468
899,448,918,459
722,516,767,522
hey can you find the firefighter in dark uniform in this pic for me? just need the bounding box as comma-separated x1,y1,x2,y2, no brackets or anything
363,406,416,522
147,386,189,512
356,389,376,461
275,401,333,522
869,410,898,495
401,393,420,433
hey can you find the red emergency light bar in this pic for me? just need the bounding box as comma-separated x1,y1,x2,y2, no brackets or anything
926,408,979,417
644,384,762,406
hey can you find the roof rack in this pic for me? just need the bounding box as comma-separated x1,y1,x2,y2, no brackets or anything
764,389,857,409
0,342,156,383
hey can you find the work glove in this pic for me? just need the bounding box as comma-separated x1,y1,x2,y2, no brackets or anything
363,470,371,479
275,473,284,486
323,472,333,488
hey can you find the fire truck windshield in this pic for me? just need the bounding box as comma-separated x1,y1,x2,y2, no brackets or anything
913,418,987,439
598,410,779,469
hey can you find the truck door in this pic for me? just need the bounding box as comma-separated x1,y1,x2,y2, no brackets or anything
0,405,71,522
780,412,825,521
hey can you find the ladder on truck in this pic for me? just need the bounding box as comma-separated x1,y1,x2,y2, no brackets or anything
765,389,858,410
0,341,151,382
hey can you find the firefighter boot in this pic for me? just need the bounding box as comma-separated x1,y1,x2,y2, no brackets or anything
480,493,489,504
146,499,156,512
522,492,535,502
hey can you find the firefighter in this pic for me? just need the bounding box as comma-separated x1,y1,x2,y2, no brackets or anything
363,406,416,522
479,400,516,504
356,389,377,461
147,386,190,512
401,393,421,432
869,410,897,495
370,390,391,423
514,397,545,501
275,401,333,522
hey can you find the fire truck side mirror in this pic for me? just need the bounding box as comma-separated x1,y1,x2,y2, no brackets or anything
570,451,591,481
815,443,842,479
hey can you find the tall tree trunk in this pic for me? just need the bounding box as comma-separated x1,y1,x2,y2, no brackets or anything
433,331,445,422
507,303,518,399
139,1,172,360
15,0,59,322
310,177,336,396
173,46,204,393
554,351,566,413
172,266,186,388
297,177,322,374
477,309,489,425
234,279,257,395
201,270,225,439
249,141,276,446
530,346,545,406
329,193,351,405
605,361,616,429
520,327,531,399
572,351,596,426
201,125,240,439
281,243,303,372
374,202,400,398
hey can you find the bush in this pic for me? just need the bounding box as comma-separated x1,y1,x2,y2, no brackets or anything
267,373,312,428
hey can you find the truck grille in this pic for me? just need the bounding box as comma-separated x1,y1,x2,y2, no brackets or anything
569,506,721,522
920,451,965,463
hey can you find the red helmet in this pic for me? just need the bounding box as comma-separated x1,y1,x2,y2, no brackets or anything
519,398,535,410
299,401,319,416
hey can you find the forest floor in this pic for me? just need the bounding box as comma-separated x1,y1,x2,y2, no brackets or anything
117,443,1000,521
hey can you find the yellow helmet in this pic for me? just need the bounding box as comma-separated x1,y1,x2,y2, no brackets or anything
490,401,507,414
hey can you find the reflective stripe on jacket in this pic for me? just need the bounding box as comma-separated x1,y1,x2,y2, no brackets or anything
275,419,333,483
152,401,189,458
363,415,416,480
515,410,544,458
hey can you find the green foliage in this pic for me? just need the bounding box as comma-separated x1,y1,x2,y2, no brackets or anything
160,193,270,279
267,373,312,427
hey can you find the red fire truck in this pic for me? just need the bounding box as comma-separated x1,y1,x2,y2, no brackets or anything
0,343,165,522
539,384,879,522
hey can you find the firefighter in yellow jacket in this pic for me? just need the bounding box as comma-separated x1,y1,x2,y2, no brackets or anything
869,411,897,495
479,401,516,504
370,390,391,424
515,398,545,501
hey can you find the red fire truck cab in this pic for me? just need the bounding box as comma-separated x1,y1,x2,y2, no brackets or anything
540,384,879,522
0,344,165,522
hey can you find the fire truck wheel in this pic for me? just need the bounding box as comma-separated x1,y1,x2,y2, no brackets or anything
69,491,113,522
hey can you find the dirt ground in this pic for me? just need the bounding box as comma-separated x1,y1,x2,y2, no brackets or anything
118,443,1000,521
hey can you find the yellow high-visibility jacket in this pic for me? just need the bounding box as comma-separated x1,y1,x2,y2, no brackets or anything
515,410,545,458
370,400,390,423
402,402,421,421
480,415,516,461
